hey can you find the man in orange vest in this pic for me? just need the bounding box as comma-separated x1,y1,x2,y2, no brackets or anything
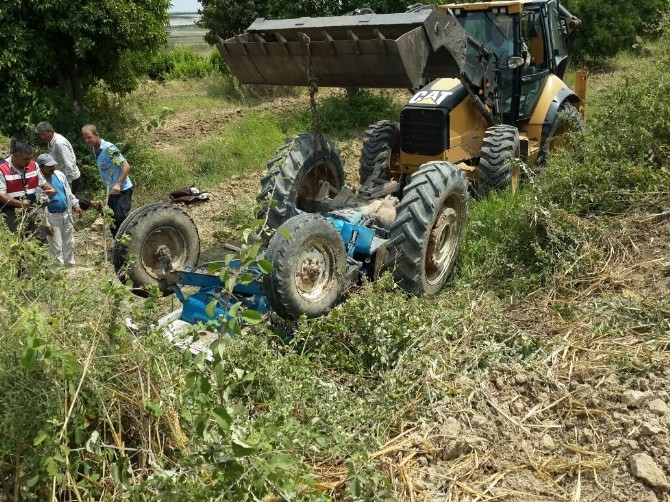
0,139,56,234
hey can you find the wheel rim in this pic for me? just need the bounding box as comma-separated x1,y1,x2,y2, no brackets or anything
294,240,337,302
141,226,188,279
425,195,463,286
295,161,340,213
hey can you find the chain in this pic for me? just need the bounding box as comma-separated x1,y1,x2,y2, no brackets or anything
298,31,328,180
299,33,323,136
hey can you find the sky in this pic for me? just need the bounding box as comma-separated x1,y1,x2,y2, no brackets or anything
169,0,200,12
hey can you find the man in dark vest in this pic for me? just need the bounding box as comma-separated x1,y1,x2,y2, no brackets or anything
0,139,56,234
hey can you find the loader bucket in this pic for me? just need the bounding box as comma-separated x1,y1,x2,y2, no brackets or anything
216,9,468,90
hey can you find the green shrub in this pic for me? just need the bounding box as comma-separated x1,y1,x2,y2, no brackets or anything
562,0,669,60
148,48,217,81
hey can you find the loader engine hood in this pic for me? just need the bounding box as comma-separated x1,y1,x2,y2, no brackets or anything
405,77,467,110
216,8,469,90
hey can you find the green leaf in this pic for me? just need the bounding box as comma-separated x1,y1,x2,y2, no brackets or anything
33,431,48,446
46,459,59,477
205,300,217,318
231,438,256,457
257,259,274,274
83,436,98,459
212,406,232,433
238,273,254,285
20,348,36,370
278,227,291,241
248,244,261,259
25,474,40,488
228,302,240,319
241,309,263,325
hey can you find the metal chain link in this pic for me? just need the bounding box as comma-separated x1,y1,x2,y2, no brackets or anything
299,33,323,136
299,32,327,169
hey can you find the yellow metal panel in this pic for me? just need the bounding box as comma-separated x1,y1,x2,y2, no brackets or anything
573,70,589,118
524,74,571,144
431,78,462,91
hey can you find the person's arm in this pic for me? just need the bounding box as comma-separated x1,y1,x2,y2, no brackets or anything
62,172,83,217
111,160,131,195
36,170,56,196
41,182,56,197
0,193,30,209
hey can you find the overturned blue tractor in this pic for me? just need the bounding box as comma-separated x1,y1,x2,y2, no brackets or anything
112,134,468,324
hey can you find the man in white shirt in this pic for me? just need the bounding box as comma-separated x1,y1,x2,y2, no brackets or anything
36,121,94,210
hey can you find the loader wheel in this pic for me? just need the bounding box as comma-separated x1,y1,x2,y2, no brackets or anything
537,102,584,168
257,134,345,233
478,125,520,192
263,213,348,320
359,120,400,186
113,203,200,295
385,161,468,295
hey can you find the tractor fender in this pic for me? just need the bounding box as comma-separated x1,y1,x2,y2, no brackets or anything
526,74,579,143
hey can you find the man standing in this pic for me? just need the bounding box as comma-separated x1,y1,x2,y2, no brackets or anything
81,124,133,237
0,139,56,234
36,154,83,267
36,121,93,210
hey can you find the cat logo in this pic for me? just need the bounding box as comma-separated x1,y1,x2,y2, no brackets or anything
408,90,453,106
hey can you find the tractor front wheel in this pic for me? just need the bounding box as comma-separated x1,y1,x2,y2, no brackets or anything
359,120,400,186
263,213,348,320
113,203,200,295
385,161,468,295
257,134,345,235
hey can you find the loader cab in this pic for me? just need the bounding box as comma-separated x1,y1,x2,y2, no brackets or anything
451,7,523,124
449,0,571,125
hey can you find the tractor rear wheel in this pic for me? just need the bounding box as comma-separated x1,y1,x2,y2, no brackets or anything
385,161,468,295
113,203,200,295
537,102,584,168
478,125,520,192
257,134,345,234
263,213,348,320
359,120,400,186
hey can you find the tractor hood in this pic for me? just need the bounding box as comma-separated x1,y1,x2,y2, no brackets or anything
216,8,469,90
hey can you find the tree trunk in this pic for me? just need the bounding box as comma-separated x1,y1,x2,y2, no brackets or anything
66,60,84,106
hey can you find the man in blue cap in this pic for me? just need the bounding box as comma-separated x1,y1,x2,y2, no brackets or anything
36,153,82,267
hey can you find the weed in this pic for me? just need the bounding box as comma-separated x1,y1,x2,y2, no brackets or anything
281,89,403,140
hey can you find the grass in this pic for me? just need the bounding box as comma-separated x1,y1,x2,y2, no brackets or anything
191,113,290,180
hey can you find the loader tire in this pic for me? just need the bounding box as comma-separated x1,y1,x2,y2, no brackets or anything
263,213,348,320
113,203,200,295
385,161,467,295
478,125,519,192
537,102,584,169
359,120,400,186
257,134,345,234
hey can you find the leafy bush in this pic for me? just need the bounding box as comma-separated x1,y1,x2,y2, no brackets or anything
0,229,188,499
562,0,669,60
148,48,218,82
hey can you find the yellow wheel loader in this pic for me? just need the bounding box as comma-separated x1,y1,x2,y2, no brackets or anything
211,0,587,296
217,0,587,193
